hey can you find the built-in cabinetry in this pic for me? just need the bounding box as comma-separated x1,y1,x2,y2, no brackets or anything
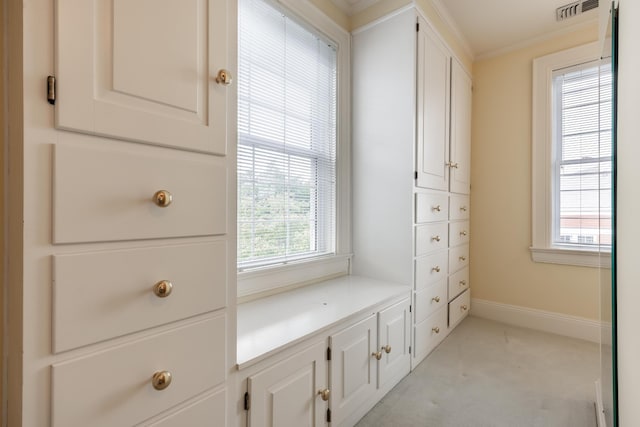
236,277,411,427
6,0,236,425
352,6,472,369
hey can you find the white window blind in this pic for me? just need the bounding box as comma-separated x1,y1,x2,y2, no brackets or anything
552,61,612,249
237,0,337,270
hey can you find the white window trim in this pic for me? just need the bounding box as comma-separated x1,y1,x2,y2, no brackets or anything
531,41,611,268
237,0,352,298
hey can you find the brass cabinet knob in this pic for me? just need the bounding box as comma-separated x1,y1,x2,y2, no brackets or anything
459,256,467,261
372,351,382,361
447,161,459,169
317,389,330,401
461,305,468,311
460,230,468,237
459,280,467,286
460,206,468,212
153,280,173,298
432,266,440,273
432,296,440,303
216,69,233,85
152,371,172,390
432,326,440,334
382,345,392,354
432,205,441,212
431,235,441,242
153,190,173,207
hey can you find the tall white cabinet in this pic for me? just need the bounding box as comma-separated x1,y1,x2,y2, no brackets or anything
6,0,237,425
352,7,472,368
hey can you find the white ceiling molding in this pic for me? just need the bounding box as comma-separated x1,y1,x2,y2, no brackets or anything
330,0,384,16
429,0,475,60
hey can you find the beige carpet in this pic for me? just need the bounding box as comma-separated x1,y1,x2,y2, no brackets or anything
356,316,599,427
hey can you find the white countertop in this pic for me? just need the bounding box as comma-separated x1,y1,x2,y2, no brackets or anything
237,275,411,369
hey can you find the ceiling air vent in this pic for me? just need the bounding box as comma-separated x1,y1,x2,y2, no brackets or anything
556,0,598,21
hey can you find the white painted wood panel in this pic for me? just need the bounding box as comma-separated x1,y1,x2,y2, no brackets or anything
55,0,229,154
147,388,226,426
415,222,449,256
329,314,377,427
51,316,226,427
449,59,472,195
413,305,447,364
449,289,470,327
53,140,227,243
414,251,448,290
247,341,327,427
448,244,469,274
415,191,449,223
377,299,410,390
414,279,447,323
53,242,227,352
448,266,469,302
449,221,470,247
449,194,470,221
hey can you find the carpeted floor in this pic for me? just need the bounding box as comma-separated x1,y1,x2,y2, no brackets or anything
356,316,599,427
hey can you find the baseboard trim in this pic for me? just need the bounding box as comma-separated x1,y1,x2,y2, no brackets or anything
471,298,601,343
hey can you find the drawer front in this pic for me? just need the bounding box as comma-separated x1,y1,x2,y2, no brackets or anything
414,279,447,323
413,306,447,362
53,242,227,353
415,192,449,223
53,142,227,244
415,251,448,290
52,316,226,427
449,221,470,247
448,266,469,301
449,289,470,327
148,389,225,426
449,195,470,221
415,222,449,256
448,244,469,274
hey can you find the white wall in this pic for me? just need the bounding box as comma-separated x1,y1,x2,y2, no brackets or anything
615,0,640,423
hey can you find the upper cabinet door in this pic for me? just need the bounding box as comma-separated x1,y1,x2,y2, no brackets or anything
55,0,230,155
416,18,451,191
450,59,472,195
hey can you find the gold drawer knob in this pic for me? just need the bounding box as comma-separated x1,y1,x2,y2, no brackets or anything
432,205,441,212
460,230,468,237
460,206,467,212
461,305,468,311
382,345,392,354
432,327,440,334
432,266,441,273
447,161,459,169
318,389,330,401
153,280,173,298
459,280,467,286
152,371,172,391
431,235,441,242
372,351,382,361
459,256,467,261
432,296,440,303
215,69,233,85
153,190,173,207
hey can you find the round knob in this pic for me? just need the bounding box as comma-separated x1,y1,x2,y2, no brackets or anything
152,371,172,390
432,266,440,273
432,205,441,212
460,280,467,286
431,235,441,242
382,345,392,354
153,280,173,298
216,69,233,85
460,206,468,212
461,305,468,311
317,389,330,401
460,230,468,237
432,327,440,334
372,351,382,361
153,190,173,207
459,256,467,261
432,296,440,303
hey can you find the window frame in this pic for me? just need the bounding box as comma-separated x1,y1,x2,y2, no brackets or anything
531,41,611,268
237,0,352,299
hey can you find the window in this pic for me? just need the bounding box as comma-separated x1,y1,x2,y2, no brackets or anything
237,0,351,297
532,42,612,267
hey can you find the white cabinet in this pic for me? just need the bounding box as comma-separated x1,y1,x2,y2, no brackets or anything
352,6,472,371
6,0,236,425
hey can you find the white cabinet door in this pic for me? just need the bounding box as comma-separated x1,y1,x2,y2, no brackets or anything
247,341,327,427
377,299,411,391
416,18,451,191
450,59,472,195
329,315,377,427
55,0,229,154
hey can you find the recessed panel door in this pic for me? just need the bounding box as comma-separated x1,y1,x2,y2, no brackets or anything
377,299,411,390
450,59,472,195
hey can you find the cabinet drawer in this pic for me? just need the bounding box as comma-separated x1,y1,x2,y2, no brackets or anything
148,389,225,427
415,223,448,256
415,251,448,290
415,192,448,223
448,244,469,274
53,142,227,243
53,242,227,353
449,195,470,220
449,289,470,327
449,221,470,247
413,306,447,362
415,279,447,323
448,266,469,301
52,316,226,427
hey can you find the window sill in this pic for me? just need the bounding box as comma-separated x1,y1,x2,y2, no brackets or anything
237,254,353,302
529,246,611,268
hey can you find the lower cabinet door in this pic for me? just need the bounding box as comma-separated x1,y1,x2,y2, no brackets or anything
247,341,328,427
329,314,377,427
377,299,411,391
